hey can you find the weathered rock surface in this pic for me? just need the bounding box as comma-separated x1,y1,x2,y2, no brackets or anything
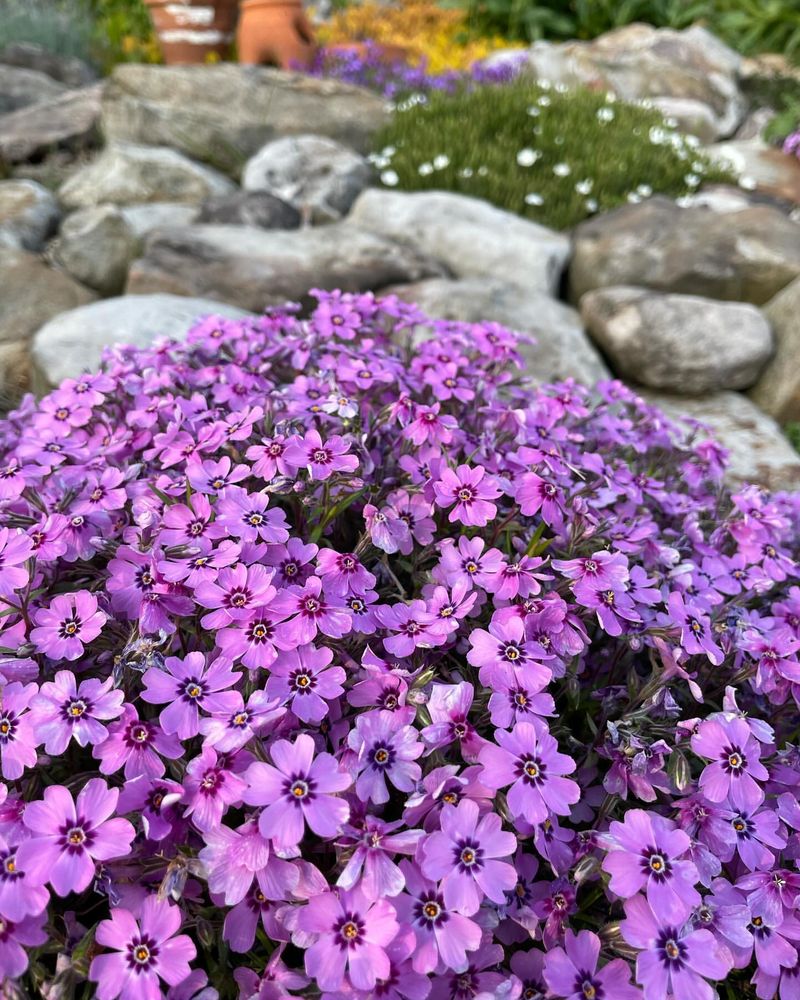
581,287,773,394
119,203,199,240
350,189,570,296
126,224,445,310
650,97,720,143
707,139,800,205
101,64,388,174
196,191,301,229
0,249,96,344
570,197,800,305
242,135,372,222
0,180,60,252
58,142,235,209
0,84,103,163
644,389,800,492
490,24,745,139
387,277,609,386
749,277,800,424
0,341,32,411
0,43,97,88
54,206,138,295
0,63,66,113
31,294,249,386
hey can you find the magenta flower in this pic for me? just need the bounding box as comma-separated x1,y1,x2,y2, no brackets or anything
272,576,352,646
183,746,247,831
216,486,290,543
89,897,196,1000
31,670,124,755
30,590,107,661
544,929,641,1000
436,536,504,591
552,550,630,592
621,894,732,1000
691,715,769,813
297,886,399,992
199,690,285,752
378,600,449,657
421,682,485,761
466,615,552,689
0,911,46,979
141,652,240,739
420,798,516,915
600,809,701,923
433,464,501,527
667,591,724,665
0,831,49,920
0,682,38,780
283,429,359,480
0,528,33,597
194,563,277,631
116,775,184,841
336,815,422,899
516,472,564,527
243,733,351,847
479,722,580,826
316,548,376,597
266,643,346,724
94,704,183,779
17,779,135,896
404,403,457,446
349,710,423,805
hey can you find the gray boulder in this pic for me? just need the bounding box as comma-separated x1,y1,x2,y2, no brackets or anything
54,206,139,295
0,249,96,344
581,287,773,394
119,203,199,240
0,341,32,412
749,277,800,424
0,63,66,113
570,197,800,305
0,83,103,163
387,277,609,386
350,189,570,296
196,191,301,229
242,135,372,223
0,180,60,251
31,294,249,386
126,223,445,311
706,138,800,205
101,64,389,174
644,389,800,493
58,142,235,209
0,43,97,88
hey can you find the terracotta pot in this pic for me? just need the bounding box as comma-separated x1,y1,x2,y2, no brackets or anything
143,0,238,65
237,0,317,71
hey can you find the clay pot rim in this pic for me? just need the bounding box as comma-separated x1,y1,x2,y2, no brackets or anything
143,0,239,7
240,0,304,8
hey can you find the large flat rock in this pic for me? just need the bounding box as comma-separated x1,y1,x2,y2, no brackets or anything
570,197,800,305
31,293,249,387
0,180,60,252
749,277,800,424
350,189,570,296
386,277,609,387
0,83,103,163
0,249,96,344
101,64,388,175
0,63,66,113
126,223,445,311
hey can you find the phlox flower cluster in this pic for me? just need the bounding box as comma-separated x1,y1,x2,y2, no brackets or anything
0,289,798,1000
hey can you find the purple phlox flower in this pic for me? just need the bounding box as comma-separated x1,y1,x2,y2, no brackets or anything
0,830,49,920
216,486,290,544
424,361,475,403
552,550,629,592
574,580,640,638
0,681,38,780
265,537,318,589
529,876,576,948
487,554,549,601
297,886,399,992
272,576,352,646
426,942,509,1000
234,949,309,1000
266,643,346,724
89,896,196,1000
186,454,249,495
224,877,290,953
159,494,226,547
421,682,486,762
404,403,457,446
31,670,124,755
691,879,753,965
479,722,580,826
466,615,553,690
183,746,248,832
419,797,516,915
377,600,449,657
435,536,503,591
141,651,240,740
94,704,183,779
348,710,423,805
424,580,477,635
117,775,185,841
532,814,576,876
600,808,701,923
691,715,769,812
667,591,724,665
601,735,672,803
737,869,800,926
316,548,376,597
336,814,422,899
499,850,539,937
246,433,301,482
17,778,134,896
244,733,351,848
30,589,107,661
543,929,642,1000
386,489,436,553
392,859,481,974
200,689,286,752
743,626,800,689
516,471,565,528
0,527,33,597
0,910,46,980
433,464,501,527
488,663,555,731
621,894,732,1000
195,563,277,631
200,819,297,905
719,805,787,872
74,467,127,515
740,902,800,979
402,764,494,833
510,950,547,1000
216,611,283,670
283,429,358,480
364,502,411,555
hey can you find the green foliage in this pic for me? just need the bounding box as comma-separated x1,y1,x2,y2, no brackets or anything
787,422,800,454
742,74,800,144
374,78,733,230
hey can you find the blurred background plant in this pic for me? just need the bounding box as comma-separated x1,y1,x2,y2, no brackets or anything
0,0,159,72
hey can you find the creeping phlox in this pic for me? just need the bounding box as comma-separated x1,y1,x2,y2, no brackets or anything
0,290,798,1000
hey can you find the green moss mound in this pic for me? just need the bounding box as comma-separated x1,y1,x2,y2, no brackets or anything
374,78,735,230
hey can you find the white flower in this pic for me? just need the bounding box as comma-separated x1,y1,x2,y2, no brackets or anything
636,184,652,197
538,94,551,107
555,82,568,93
554,136,564,145
418,163,434,176
524,193,544,206
459,167,474,178
516,148,538,167
381,170,399,187
676,195,693,207
553,162,571,177
684,173,700,188
685,135,701,149
370,155,389,169
691,160,706,173
477,166,489,176
585,198,598,213
537,78,551,89
627,192,642,203
527,106,541,117
433,154,450,170
575,179,593,195
649,127,667,145
597,107,615,123
605,91,616,103
382,146,396,157
739,175,757,191
665,116,678,128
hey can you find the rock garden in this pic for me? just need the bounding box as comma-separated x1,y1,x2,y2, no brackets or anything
1,2,800,998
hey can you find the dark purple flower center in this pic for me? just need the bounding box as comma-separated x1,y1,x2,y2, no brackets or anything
335,913,365,949
126,934,159,972
302,597,321,615
227,587,251,608
641,848,672,882
62,698,91,723
248,621,274,643
749,915,771,940
502,642,523,662
283,561,299,577
0,851,21,882
369,742,395,770
731,813,754,839
721,745,747,773
414,891,448,928
230,711,250,729
517,754,546,786
657,930,686,968
59,820,92,854
180,678,206,702
125,721,153,748
199,768,223,795
291,670,316,693
58,615,83,639
313,448,332,465
457,487,476,503
573,973,603,999
463,560,479,574
284,773,315,804
0,713,17,744
245,511,264,527
454,838,484,872
348,597,366,614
